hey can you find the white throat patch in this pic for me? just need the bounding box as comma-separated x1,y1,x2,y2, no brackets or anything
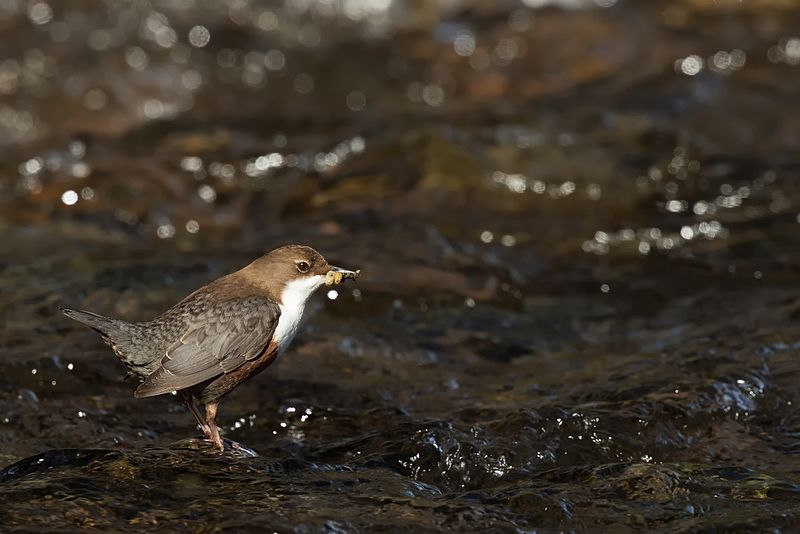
272,274,324,353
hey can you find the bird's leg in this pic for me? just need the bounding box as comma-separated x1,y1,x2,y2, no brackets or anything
180,392,211,438
205,401,224,451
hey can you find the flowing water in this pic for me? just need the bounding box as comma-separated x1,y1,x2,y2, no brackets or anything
2,0,800,531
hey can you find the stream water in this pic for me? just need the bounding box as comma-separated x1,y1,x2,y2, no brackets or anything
2,0,800,531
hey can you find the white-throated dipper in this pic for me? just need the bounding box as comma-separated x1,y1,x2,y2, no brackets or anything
61,244,359,451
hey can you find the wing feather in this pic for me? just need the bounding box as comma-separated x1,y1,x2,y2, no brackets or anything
134,297,280,398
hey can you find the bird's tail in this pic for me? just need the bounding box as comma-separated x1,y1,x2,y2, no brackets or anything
60,307,120,333
60,306,151,373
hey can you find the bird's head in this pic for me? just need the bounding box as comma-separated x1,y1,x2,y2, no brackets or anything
245,244,359,305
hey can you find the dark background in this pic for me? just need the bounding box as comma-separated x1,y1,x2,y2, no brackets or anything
2,0,800,531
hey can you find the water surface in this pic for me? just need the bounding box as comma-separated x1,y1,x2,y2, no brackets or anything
2,0,800,531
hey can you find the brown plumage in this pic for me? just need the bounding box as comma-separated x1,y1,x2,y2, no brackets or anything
62,244,359,451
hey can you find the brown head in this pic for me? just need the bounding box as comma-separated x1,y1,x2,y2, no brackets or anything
240,244,359,304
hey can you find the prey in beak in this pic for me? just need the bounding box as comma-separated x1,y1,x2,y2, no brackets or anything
324,266,360,286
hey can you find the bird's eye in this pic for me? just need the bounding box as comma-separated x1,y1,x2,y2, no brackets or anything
296,261,310,273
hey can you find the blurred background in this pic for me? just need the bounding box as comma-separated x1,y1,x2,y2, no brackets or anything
3,0,800,530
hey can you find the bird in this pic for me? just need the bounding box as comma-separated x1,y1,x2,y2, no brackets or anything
61,244,360,451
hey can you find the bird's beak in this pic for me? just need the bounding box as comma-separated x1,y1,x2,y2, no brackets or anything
324,266,360,286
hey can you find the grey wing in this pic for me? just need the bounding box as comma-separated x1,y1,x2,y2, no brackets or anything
134,298,280,398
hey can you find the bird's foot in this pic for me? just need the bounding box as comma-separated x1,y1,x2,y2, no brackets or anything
174,436,258,458
219,437,258,457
